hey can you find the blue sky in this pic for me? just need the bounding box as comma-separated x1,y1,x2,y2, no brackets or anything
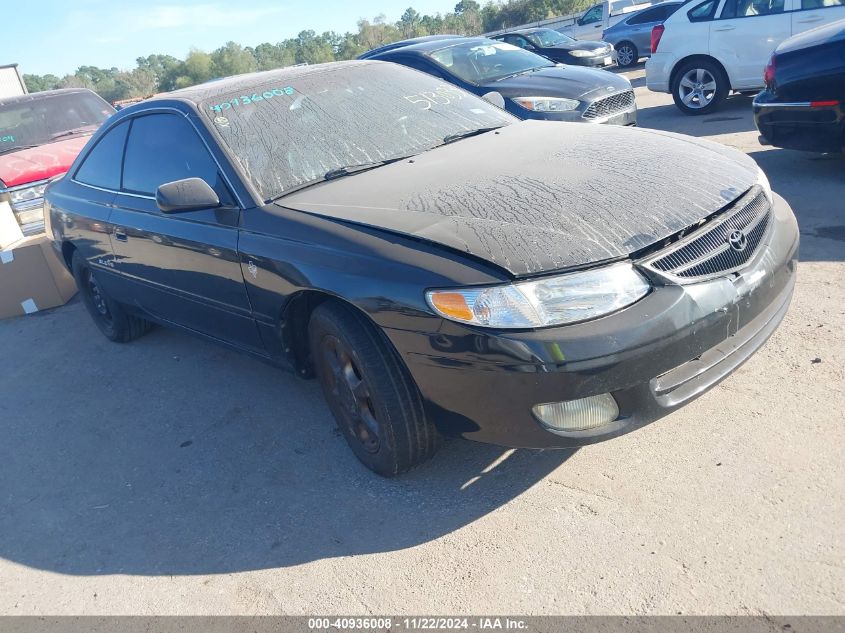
11,0,457,76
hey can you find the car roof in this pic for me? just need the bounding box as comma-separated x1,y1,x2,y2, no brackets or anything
369,36,497,58
358,34,463,59
144,61,377,107
498,28,550,35
0,88,98,108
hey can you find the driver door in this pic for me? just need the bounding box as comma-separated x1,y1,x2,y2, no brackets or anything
108,111,264,353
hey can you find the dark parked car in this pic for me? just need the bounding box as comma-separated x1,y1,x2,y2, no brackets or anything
754,19,845,153
601,1,682,67
492,28,616,67
357,34,462,59
365,37,636,125
47,61,798,476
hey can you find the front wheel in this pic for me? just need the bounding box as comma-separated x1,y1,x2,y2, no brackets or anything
615,42,638,68
309,301,441,476
671,60,729,115
71,250,151,343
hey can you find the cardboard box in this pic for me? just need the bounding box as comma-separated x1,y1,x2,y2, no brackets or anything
0,235,78,319
0,200,24,249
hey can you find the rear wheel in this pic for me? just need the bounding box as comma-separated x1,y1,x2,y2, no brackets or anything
615,42,638,68
672,59,729,115
309,301,440,476
71,251,151,343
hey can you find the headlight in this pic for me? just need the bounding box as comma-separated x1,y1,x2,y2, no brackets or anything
756,166,773,205
426,262,651,329
9,183,47,206
569,49,595,57
512,96,580,112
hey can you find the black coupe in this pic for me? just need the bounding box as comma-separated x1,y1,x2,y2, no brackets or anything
47,61,798,476
494,28,616,67
754,18,845,153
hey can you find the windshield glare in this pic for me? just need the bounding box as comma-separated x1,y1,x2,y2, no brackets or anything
202,64,516,200
527,29,575,47
428,41,553,84
0,92,114,153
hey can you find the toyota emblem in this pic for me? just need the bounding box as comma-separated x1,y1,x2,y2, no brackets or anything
727,230,748,252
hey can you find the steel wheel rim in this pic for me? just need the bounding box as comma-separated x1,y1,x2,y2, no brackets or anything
86,271,112,323
320,335,380,453
678,68,717,109
618,45,634,66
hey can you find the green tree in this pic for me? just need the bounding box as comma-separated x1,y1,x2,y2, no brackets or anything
211,41,258,77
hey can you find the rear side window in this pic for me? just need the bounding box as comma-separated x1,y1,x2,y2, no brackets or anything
627,7,664,24
122,114,219,196
74,121,129,190
802,0,843,7
721,0,785,17
688,0,719,21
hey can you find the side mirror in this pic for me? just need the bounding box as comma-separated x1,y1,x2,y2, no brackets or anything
156,178,220,213
481,91,506,109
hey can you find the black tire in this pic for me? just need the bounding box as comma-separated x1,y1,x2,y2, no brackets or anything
671,59,729,115
309,301,440,476
71,250,151,343
615,41,638,68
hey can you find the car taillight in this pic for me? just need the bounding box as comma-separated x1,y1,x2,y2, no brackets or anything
763,54,776,88
651,24,665,53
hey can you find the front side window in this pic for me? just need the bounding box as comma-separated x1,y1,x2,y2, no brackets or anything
74,121,129,190
429,41,553,84
525,29,577,47
581,6,603,23
200,63,516,200
122,114,219,196
688,0,719,21
721,0,785,17
0,91,114,156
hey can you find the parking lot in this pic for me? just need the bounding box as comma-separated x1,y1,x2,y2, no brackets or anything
1,67,843,615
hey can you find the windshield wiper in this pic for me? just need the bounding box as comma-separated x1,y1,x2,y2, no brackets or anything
442,126,504,145
49,125,98,141
495,67,545,81
273,154,416,200
0,144,40,155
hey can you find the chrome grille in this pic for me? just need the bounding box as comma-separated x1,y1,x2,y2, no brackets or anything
582,89,635,120
642,186,772,282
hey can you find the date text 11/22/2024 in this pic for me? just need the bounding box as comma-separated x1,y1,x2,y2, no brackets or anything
307,617,529,630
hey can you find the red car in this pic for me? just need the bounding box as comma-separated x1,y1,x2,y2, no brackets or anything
0,88,115,236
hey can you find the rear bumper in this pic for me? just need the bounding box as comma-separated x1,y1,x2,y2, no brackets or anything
645,53,673,92
384,193,799,448
753,91,844,153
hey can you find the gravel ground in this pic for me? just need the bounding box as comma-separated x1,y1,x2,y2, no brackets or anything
0,68,843,615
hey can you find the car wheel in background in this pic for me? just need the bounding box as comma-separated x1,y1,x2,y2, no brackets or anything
71,250,152,343
309,301,441,477
672,59,728,115
615,42,638,68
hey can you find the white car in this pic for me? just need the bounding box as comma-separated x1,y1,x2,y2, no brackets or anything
561,0,656,39
646,0,845,114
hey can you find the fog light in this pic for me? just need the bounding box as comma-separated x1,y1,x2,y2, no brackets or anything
532,394,619,433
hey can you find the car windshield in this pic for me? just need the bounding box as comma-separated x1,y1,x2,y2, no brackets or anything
0,91,114,155
200,63,516,200
428,41,554,84
526,29,576,47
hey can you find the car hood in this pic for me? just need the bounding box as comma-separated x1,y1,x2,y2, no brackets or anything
484,65,631,100
545,40,609,52
277,121,759,278
0,136,89,188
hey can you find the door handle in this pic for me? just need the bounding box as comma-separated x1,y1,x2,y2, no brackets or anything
114,228,128,242
797,15,823,22
713,24,736,31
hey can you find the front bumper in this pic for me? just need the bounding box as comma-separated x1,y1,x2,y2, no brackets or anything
572,51,617,67
384,193,799,448
753,91,844,153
